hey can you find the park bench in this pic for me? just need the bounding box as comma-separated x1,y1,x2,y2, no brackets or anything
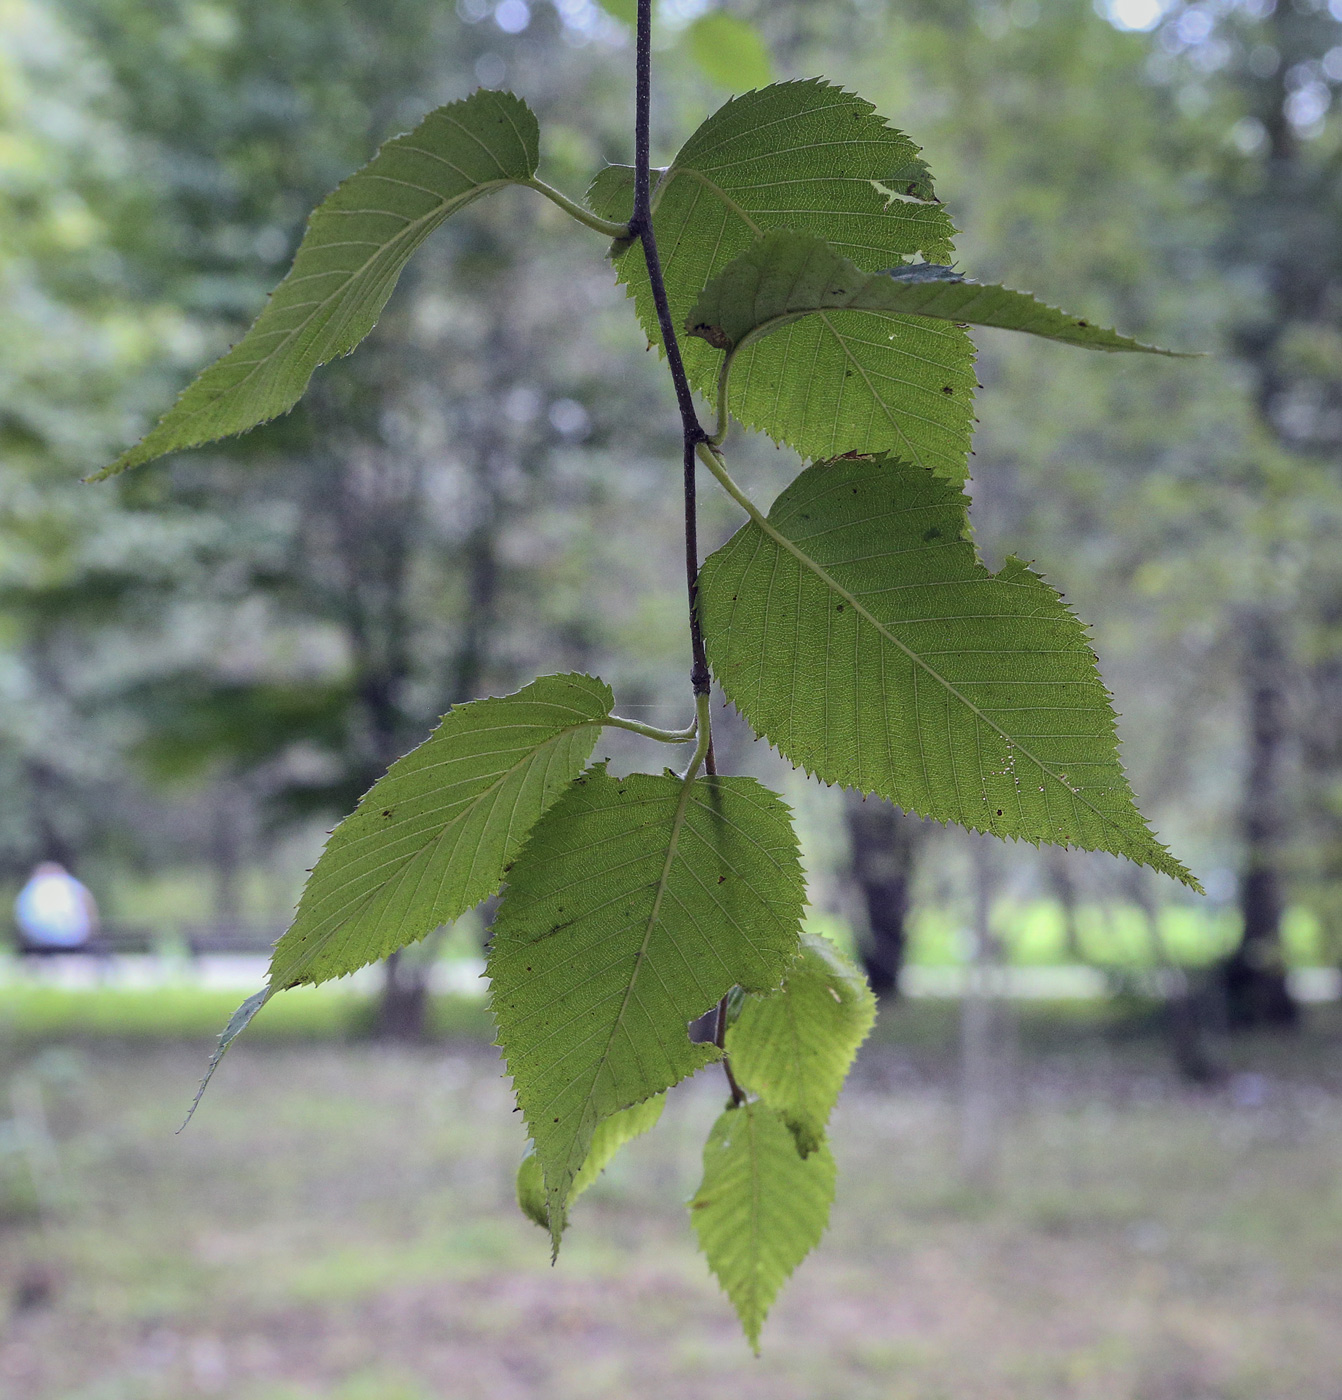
7,922,158,957
183,921,281,957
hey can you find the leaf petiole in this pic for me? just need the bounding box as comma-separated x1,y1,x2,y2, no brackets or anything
708,360,731,446
681,690,714,781
526,177,632,238
603,712,697,744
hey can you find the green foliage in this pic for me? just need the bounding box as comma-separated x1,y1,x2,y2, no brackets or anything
727,933,876,1156
587,80,973,478
488,766,804,1247
689,1100,836,1352
688,230,1183,361
83,20,1201,1342
697,452,1196,886
96,89,540,478
268,674,612,992
686,14,773,91
516,1094,665,1233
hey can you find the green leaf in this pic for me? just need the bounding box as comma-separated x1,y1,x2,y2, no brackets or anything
180,986,270,1128
697,454,1198,887
688,230,1186,360
686,14,774,91
727,933,876,1156
586,81,972,478
689,1100,836,1352
594,0,638,24
97,90,540,478
268,673,612,992
488,766,805,1247
516,1094,665,1233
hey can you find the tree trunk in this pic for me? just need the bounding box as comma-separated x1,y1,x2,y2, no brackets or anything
843,795,925,998
960,839,1007,1189
1222,612,1297,1029
1124,868,1221,1084
1044,847,1084,962
371,926,449,1041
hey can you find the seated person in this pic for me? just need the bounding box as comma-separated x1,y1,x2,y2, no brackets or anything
13,861,98,954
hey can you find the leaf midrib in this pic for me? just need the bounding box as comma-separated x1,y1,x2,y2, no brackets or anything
709,459,1160,853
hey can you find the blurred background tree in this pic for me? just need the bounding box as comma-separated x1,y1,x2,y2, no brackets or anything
3,0,1342,1055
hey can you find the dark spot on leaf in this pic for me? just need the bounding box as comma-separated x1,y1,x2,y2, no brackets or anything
996,809,1003,816
941,385,954,395
1077,320,1088,328
717,875,726,884
690,322,732,351
381,809,392,818
836,604,845,612
923,527,942,541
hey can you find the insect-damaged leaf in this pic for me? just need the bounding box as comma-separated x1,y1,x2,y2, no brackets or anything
516,1094,665,1235
697,453,1198,887
727,933,876,1156
489,766,804,1250
690,1099,835,1352
98,90,540,477
586,80,975,479
688,230,1186,360
268,673,612,992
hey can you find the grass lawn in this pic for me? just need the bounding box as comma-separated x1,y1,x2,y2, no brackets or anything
1,1008,1341,1399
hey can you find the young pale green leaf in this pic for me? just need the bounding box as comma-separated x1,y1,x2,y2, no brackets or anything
488,766,804,1247
688,231,1186,360
516,1094,665,1233
727,933,876,1156
97,90,540,478
586,81,974,478
268,673,612,992
180,986,270,1129
686,14,773,91
689,1100,836,1352
698,454,1198,887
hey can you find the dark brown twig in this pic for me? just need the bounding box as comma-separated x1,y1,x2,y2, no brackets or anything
630,0,711,706
632,0,738,1100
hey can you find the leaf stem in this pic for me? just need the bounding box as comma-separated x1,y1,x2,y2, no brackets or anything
714,993,747,1107
603,713,696,744
709,360,731,446
526,177,631,238
631,0,712,717
680,691,713,781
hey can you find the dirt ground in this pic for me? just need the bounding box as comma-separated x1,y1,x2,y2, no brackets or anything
2,1009,1342,1400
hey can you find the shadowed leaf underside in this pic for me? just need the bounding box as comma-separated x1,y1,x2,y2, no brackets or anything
688,231,1184,360
488,766,804,1245
697,454,1197,886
